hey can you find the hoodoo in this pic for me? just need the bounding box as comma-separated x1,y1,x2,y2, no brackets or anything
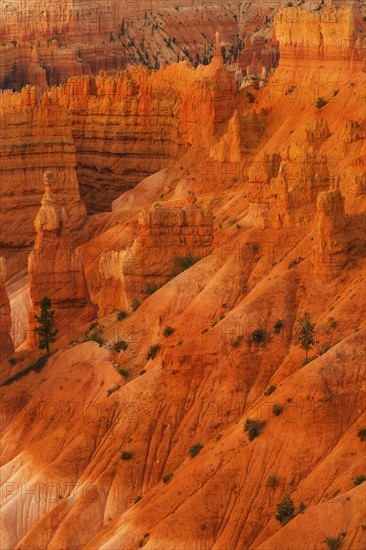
27,171,95,346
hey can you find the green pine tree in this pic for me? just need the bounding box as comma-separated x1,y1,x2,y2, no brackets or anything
296,311,316,362
34,297,58,354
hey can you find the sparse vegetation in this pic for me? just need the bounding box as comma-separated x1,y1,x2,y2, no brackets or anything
162,472,173,484
117,310,128,321
264,385,276,396
176,255,195,272
353,474,366,486
272,404,283,416
1,354,49,386
244,418,266,441
114,340,128,352
145,282,160,295
231,335,243,348
163,326,174,337
273,320,283,334
189,443,203,458
275,496,295,525
316,97,328,109
296,311,316,363
134,495,142,504
247,91,255,103
324,536,342,550
107,385,121,396
118,368,129,378
121,451,133,460
131,299,141,312
146,344,161,360
84,324,104,346
8,357,17,365
34,297,58,353
267,474,278,487
288,257,304,269
248,329,266,345
357,428,366,441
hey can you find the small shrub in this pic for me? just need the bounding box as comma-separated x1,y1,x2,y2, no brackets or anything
357,428,366,441
248,329,266,345
145,282,160,295
162,472,173,484
274,496,295,525
316,97,328,109
176,255,195,272
146,344,161,360
140,369,146,375
241,284,248,294
297,502,306,514
117,310,128,321
353,474,366,486
8,357,17,365
163,326,174,337
250,242,260,253
288,257,304,269
107,385,121,396
84,324,104,346
272,404,283,416
118,368,129,378
324,537,342,550
264,385,276,396
121,451,133,460
247,91,255,103
273,320,283,334
134,495,142,504
114,340,128,352
267,475,278,488
244,418,266,441
318,344,331,356
231,335,243,348
189,443,203,458
131,299,141,312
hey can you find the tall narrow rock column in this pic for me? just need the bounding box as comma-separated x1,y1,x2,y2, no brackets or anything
0,257,14,359
27,171,96,347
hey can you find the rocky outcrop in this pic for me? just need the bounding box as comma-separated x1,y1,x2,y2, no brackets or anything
0,257,14,359
0,86,87,278
98,193,213,315
26,172,95,347
312,177,349,284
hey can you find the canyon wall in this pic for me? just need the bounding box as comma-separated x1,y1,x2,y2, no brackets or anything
0,257,14,359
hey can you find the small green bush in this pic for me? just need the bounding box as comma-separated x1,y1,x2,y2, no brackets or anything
8,356,17,365
297,502,306,514
357,428,366,441
115,340,128,352
121,451,133,460
324,537,342,550
176,256,195,272
247,91,255,103
264,385,276,396
146,344,161,360
134,495,142,504
248,329,266,344
84,324,104,346
117,310,128,321
267,475,278,487
272,404,283,416
162,472,173,484
163,326,174,337
273,320,283,334
274,496,295,525
231,335,243,348
189,443,203,458
316,97,328,109
244,418,266,441
353,474,366,486
131,299,141,312
145,282,160,295
118,368,129,378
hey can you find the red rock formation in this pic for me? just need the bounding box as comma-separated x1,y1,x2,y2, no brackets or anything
312,177,349,284
26,172,95,347
0,257,14,359
0,86,87,278
98,192,213,315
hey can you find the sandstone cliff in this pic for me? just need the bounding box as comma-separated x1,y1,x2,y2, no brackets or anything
0,257,14,360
